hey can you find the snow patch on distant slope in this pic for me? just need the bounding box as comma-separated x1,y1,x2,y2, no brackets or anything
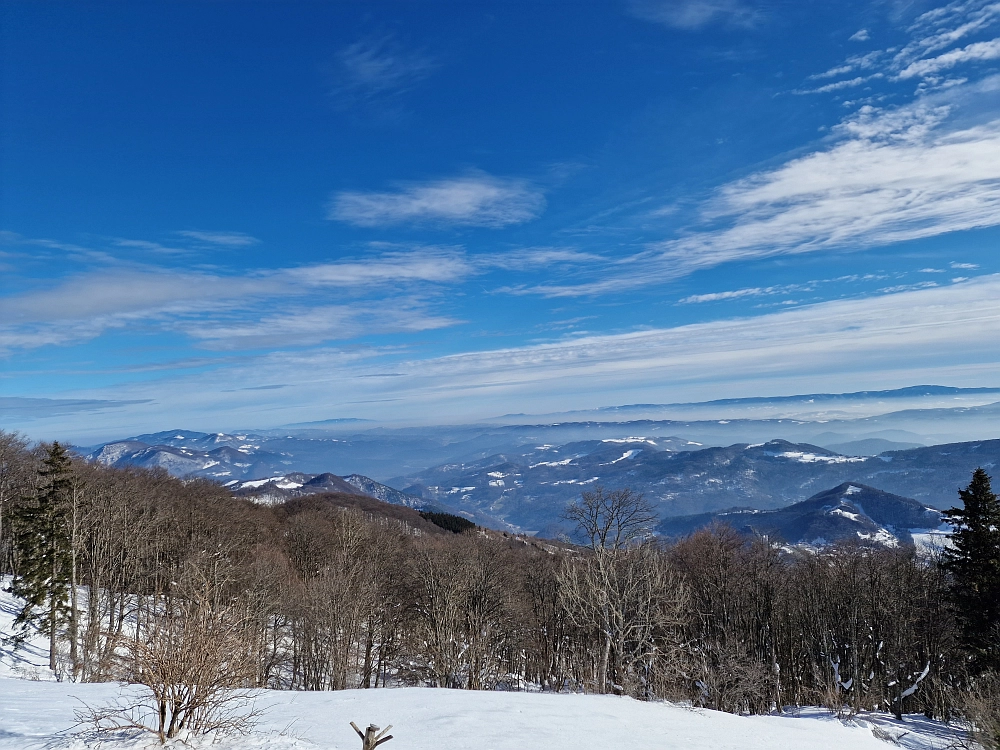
858,527,900,548
829,506,862,522
608,449,641,464
774,451,866,464
530,458,575,468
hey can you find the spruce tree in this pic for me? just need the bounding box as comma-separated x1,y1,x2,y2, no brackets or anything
941,467,1000,672
9,442,74,673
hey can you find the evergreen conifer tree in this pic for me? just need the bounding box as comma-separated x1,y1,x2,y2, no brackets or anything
941,467,1000,672
9,441,74,673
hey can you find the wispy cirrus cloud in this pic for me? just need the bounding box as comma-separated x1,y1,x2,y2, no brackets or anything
0,270,266,323
654,101,1000,272
795,75,882,95
330,35,437,115
389,276,1000,402
626,0,762,30
68,276,1000,430
897,0,1000,67
292,248,472,286
677,273,899,304
897,37,1000,78
328,173,546,228
514,103,1000,297
480,247,602,271
114,239,191,256
679,284,807,304
0,397,151,421
807,0,1000,89
0,242,598,355
522,37,1000,298
0,246,480,354
176,230,260,247
186,303,459,350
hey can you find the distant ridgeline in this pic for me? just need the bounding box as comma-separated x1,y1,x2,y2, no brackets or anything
658,483,943,547
84,429,1000,546
397,438,997,539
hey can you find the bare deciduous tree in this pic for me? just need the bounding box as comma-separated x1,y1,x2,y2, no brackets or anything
0,430,33,574
559,543,688,696
564,486,657,550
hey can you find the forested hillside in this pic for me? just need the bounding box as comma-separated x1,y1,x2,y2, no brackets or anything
3,428,998,747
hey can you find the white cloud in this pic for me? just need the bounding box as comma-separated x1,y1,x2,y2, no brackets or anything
331,36,437,111
679,285,788,303
850,29,871,42
951,261,980,268
176,230,260,247
627,0,761,30
0,397,150,421
898,0,1000,67
114,239,189,255
897,37,1000,78
410,278,1000,385
811,63,865,80
0,247,478,353
796,75,878,95
679,288,765,303
802,1,1000,92
521,94,1000,298
186,303,458,350
332,276,1000,419
480,247,602,271
645,102,1000,281
877,281,939,293
288,249,472,286
61,276,1000,429
329,173,545,228
677,274,893,304
0,270,268,323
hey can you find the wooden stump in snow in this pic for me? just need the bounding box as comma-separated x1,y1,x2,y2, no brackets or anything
351,721,394,749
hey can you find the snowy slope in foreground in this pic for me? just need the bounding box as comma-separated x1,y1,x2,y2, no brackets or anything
0,678,965,750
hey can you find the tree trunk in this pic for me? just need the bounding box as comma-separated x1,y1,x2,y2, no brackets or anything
49,593,57,673
69,485,79,680
49,551,58,673
599,628,611,694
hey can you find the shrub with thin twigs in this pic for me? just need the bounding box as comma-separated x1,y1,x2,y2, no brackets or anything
77,566,262,744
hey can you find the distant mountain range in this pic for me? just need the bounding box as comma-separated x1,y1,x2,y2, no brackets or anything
81,428,710,483
77,382,1000,486
488,385,1000,426
227,472,426,509
395,437,996,535
78,382,1000,543
657,482,943,547
83,426,996,537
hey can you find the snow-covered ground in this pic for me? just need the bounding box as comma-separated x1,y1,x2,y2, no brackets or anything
0,580,971,750
0,581,55,681
0,677,969,750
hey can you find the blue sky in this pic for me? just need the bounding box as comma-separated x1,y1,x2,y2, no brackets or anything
3,0,1000,441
